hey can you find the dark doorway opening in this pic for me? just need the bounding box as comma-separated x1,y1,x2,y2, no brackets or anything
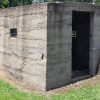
72,11,91,79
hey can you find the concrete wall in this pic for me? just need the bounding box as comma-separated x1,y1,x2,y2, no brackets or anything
90,9,100,74
46,3,100,90
0,3,47,90
46,3,72,90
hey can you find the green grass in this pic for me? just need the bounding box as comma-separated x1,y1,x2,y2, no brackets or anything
0,80,100,100
52,86,100,100
0,80,46,100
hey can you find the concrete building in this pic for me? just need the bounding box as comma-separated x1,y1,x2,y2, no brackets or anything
0,2,100,91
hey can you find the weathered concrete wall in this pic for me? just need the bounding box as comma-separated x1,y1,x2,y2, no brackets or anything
46,3,72,90
90,9,100,75
46,2,100,90
0,3,47,90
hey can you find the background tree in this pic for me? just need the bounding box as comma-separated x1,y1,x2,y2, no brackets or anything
0,0,100,8
8,0,33,7
0,0,9,8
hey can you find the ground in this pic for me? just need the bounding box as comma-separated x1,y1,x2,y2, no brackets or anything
0,69,100,100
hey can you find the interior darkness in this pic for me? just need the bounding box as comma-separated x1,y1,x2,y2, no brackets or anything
10,28,17,37
72,11,90,78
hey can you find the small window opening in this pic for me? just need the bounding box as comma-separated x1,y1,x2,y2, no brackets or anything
10,28,17,37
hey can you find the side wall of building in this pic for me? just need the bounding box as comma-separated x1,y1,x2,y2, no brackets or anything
90,8,100,74
46,3,100,90
0,3,47,90
46,3,72,90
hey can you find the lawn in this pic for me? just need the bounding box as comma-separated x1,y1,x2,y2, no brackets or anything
0,80,46,100
52,86,100,100
0,80,100,100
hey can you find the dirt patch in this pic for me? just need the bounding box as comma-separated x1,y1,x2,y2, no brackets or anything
0,69,100,96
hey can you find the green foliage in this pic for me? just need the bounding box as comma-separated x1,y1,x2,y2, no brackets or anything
0,0,100,8
0,0,98,9
65,0,92,3
52,86,100,100
0,0,9,8
8,0,48,7
0,80,47,100
96,0,100,4
8,0,32,7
